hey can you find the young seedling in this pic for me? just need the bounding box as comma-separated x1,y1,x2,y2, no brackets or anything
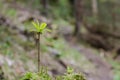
32,20,49,72
21,21,86,80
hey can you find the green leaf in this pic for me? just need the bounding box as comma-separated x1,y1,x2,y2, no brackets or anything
40,23,47,30
32,21,39,31
46,29,51,32
31,21,50,33
36,20,40,29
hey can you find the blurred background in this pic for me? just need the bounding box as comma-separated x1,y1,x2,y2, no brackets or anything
0,0,120,80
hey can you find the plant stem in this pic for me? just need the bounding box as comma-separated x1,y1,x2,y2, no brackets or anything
37,32,40,72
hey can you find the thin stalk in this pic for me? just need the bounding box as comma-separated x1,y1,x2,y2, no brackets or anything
37,32,41,72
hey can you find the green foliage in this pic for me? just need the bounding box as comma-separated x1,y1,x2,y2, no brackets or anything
57,0,72,19
50,0,73,20
20,72,39,80
32,21,51,34
114,71,120,80
20,67,86,80
107,58,120,80
20,67,52,80
32,21,47,33
56,67,86,80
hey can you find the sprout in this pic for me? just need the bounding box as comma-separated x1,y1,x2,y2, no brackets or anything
32,21,47,33
31,20,50,72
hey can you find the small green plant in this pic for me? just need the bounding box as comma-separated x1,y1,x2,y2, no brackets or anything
20,67,86,80
32,21,48,33
56,67,86,80
32,20,50,72
21,20,86,80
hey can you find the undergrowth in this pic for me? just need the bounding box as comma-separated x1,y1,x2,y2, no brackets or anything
20,67,86,80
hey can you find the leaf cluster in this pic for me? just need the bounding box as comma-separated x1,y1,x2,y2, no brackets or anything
32,21,50,34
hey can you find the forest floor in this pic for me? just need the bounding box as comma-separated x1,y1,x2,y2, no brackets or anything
0,1,120,80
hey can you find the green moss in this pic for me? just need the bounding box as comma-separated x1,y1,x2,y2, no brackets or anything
20,67,86,80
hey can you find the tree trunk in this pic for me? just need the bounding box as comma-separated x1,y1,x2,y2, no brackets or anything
111,3,116,30
41,0,49,16
73,0,83,36
92,0,98,18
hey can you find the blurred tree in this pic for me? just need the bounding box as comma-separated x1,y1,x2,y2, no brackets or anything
73,0,83,36
58,0,72,19
40,0,49,16
92,0,98,19
50,0,72,20
111,1,117,30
